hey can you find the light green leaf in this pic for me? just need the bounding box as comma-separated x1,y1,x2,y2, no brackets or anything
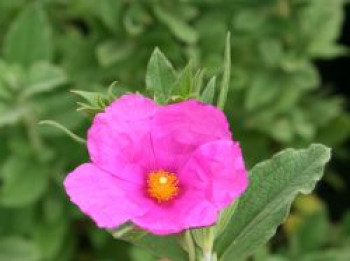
0,237,40,261
217,32,231,110
22,63,67,98
200,76,216,104
96,40,135,67
154,6,198,44
216,144,331,261
3,3,52,66
0,157,48,207
0,105,28,127
146,48,177,104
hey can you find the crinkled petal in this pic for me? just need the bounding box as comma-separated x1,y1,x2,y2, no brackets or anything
132,189,218,235
151,100,231,170
88,94,158,180
64,163,144,228
179,140,248,208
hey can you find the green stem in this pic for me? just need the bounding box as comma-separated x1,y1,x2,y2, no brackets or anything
39,120,86,144
185,230,196,261
202,227,215,261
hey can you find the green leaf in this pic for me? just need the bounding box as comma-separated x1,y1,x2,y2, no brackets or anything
110,224,187,261
154,6,198,44
146,48,177,104
130,246,156,261
22,63,67,98
0,157,48,207
123,3,150,36
0,61,25,92
217,32,231,110
96,40,135,67
0,237,40,261
200,76,216,104
0,105,28,127
245,73,280,110
3,3,52,66
34,221,67,260
292,209,329,255
94,0,122,32
0,206,37,235
216,200,238,237
172,62,193,98
192,69,205,98
300,248,350,261
216,144,331,261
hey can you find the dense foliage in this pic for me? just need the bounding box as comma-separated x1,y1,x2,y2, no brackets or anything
0,0,349,260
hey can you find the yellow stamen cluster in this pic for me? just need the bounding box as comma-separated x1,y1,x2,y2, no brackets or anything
147,170,179,202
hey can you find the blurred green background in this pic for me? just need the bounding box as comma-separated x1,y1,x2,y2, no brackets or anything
0,0,350,260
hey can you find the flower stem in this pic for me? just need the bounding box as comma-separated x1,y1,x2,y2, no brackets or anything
185,230,196,261
202,227,215,261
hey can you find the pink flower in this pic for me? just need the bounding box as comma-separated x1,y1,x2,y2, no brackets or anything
64,94,248,235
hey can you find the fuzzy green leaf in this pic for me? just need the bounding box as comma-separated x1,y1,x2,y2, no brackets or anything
216,144,331,261
146,48,177,104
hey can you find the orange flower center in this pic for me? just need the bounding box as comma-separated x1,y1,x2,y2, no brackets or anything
147,170,179,202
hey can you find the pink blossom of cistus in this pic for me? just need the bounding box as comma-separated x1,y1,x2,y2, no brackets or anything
64,94,248,235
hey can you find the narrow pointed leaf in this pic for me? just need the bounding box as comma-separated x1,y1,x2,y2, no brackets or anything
200,76,216,104
172,62,193,98
217,32,231,110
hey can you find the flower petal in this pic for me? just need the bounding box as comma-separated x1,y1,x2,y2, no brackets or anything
132,189,218,235
64,163,143,228
151,100,231,170
179,140,248,208
88,94,158,179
